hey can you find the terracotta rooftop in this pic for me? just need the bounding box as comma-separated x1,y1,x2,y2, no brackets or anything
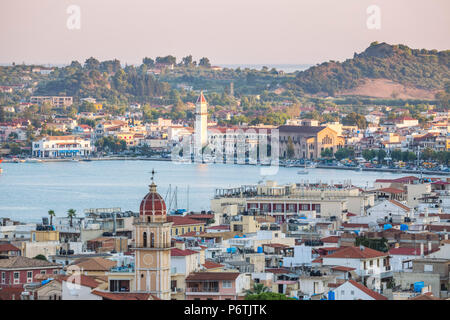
324,246,387,259
331,266,356,272
0,256,61,269
57,274,103,289
389,199,411,212
321,236,340,243
409,292,441,300
346,280,388,300
70,257,117,271
92,290,159,300
202,260,224,269
0,243,21,253
167,216,205,226
186,272,240,281
171,248,199,257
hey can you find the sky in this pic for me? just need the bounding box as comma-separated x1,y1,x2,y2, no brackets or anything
0,0,449,66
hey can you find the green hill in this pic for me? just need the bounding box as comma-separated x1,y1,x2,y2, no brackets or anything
292,42,450,97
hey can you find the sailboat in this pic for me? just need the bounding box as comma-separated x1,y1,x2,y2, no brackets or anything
297,162,309,175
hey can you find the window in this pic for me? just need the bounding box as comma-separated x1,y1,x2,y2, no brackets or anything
424,264,433,272
1,272,5,284
27,271,33,283
14,272,19,284
40,270,46,275
53,270,59,275
350,290,354,295
341,290,345,295
223,280,232,288
143,232,147,247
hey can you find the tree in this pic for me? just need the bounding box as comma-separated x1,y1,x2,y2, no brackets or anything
142,57,155,67
342,112,367,129
67,209,76,227
34,254,47,261
48,209,56,226
245,292,294,300
181,55,194,67
321,148,333,158
287,137,295,159
0,106,5,122
362,149,376,161
199,57,211,68
245,283,270,296
377,149,387,163
334,148,354,161
84,57,100,70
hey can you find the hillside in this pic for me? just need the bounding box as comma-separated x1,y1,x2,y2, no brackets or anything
293,42,450,99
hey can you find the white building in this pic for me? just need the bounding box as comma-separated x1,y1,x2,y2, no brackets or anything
32,136,93,158
282,245,312,267
350,199,411,224
330,280,388,300
321,246,390,291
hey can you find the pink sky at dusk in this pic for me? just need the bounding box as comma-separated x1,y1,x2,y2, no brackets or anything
1,0,449,65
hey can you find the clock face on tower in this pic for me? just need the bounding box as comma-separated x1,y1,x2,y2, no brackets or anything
143,253,153,265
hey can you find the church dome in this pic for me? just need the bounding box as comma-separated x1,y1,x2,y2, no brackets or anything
139,182,166,216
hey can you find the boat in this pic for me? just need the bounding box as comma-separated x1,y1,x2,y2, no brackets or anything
297,162,309,174
25,158,42,163
0,159,2,174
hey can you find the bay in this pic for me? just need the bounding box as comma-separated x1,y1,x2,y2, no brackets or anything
0,160,438,223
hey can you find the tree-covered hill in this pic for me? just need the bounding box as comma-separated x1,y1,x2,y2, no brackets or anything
292,42,450,96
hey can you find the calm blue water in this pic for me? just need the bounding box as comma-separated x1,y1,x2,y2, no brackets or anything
0,160,434,223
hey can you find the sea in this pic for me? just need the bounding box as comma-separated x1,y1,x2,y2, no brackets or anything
0,160,438,224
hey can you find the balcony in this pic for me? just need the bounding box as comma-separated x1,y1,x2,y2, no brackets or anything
186,287,219,293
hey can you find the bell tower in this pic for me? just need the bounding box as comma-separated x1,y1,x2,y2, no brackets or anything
133,170,173,299
194,91,208,157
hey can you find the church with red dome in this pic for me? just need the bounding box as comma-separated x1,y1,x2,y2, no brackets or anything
133,170,173,299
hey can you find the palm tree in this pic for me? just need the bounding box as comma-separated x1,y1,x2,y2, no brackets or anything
48,209,55,226
245,283,270,296
67,209,76,227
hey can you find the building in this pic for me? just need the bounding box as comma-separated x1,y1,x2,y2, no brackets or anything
330,280,388,300
194,91,208,156
32,136,93,158
167,216,205,237
321,246,391,291
30,96,73,108
133,175,173,299
278,125,345,159
0,244,21,257
0,256,62,289
185,272,250,300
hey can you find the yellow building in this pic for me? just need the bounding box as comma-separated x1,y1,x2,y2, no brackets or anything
230,215,260,234
279,125,345,159
31,230,60,242
167,216,206,236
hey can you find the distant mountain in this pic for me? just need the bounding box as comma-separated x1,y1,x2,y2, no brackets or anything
292,42,450,99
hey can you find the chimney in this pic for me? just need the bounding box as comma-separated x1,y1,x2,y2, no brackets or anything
420,243,424,257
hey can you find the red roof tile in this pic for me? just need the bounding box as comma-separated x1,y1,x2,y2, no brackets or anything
347,280,388,300
0,243,21,253
324,246,387,259
202,260,224,269
171,248,199,257
321,236,340,243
